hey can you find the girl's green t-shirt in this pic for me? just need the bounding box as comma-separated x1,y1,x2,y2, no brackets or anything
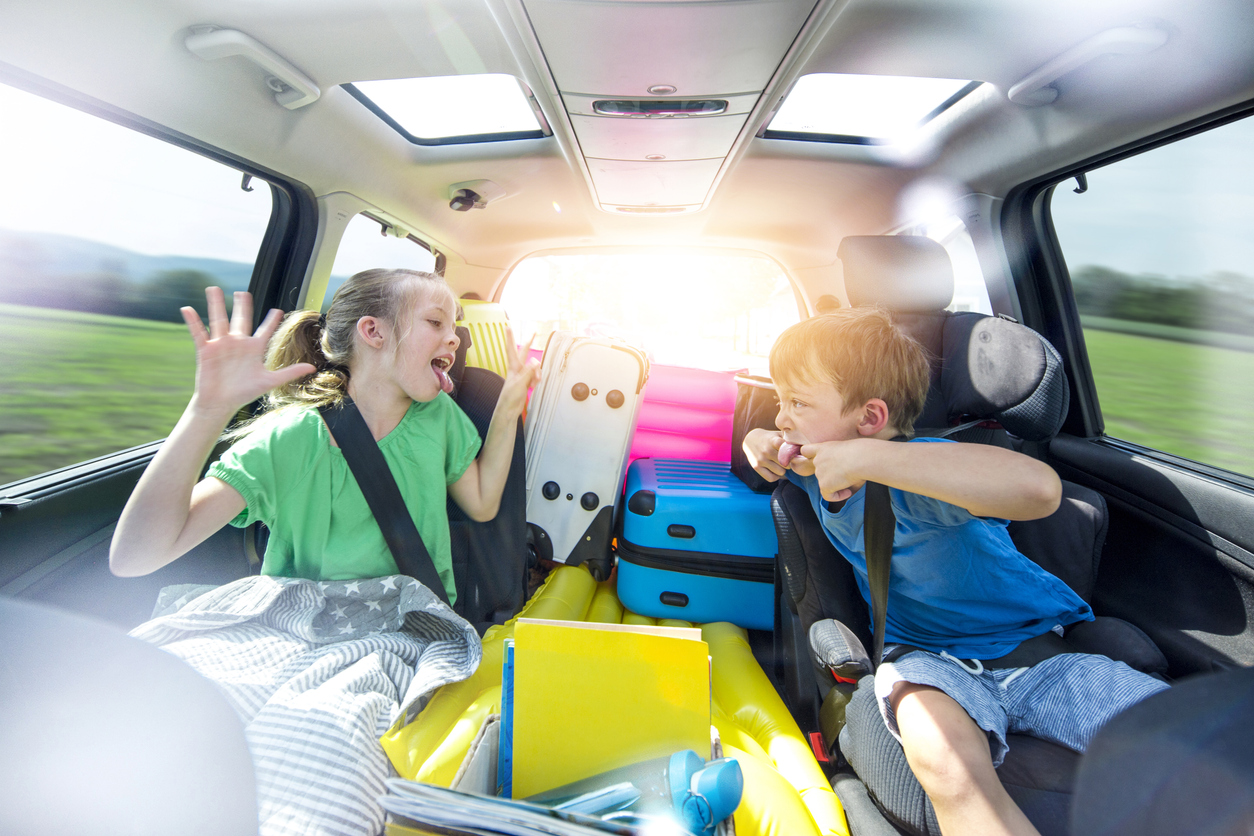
206,395,481,603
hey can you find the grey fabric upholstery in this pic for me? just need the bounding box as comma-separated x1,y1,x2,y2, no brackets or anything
842,681,1076,836
940,313,1070,441
1008,480,1107,602
1065,616,1169,676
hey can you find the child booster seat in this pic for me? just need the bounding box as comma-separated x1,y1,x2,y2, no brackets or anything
772,235,1168,836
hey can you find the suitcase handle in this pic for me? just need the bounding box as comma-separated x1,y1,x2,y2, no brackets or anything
667,524,696,539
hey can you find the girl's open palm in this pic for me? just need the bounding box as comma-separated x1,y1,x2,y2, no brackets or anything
182,287,315,416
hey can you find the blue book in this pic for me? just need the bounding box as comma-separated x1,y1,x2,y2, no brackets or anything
497,638,515,798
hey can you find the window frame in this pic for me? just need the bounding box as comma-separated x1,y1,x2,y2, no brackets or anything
1002,92,1254,486
0,64,318,494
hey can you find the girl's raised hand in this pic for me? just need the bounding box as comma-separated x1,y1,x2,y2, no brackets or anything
499,326,541,418
181,287,315,417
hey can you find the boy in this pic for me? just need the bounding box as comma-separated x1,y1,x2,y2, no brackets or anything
743,308,1166,836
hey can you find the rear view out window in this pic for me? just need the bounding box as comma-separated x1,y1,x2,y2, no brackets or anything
500,251,800,372
1051,113,1254,476
0,81,273,486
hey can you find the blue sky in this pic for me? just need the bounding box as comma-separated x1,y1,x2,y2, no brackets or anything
1051,114,1254,281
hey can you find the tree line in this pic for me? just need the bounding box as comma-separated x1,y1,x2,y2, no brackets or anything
0,268,226,323
1071,265,1254,337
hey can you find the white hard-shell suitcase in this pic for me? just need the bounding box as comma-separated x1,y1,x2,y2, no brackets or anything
524,332,649,577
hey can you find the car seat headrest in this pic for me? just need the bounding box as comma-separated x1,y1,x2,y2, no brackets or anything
939,313,1069,442
837,235,955,313
449,324,472,395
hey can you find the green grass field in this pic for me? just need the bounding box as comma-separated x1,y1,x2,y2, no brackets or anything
1083,327,1254,476
0,303,195,485
2,304,1252,487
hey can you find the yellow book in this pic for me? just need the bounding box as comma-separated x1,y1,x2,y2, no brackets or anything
508,618,711,799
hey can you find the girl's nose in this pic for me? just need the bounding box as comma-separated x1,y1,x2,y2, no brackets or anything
448,330,460,351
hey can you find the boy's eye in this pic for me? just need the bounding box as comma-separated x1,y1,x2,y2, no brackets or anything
792,399,806,409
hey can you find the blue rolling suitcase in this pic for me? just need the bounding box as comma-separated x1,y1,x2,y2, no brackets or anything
617,458,777,630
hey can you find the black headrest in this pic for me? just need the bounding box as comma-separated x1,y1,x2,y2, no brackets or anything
449,324,473,395
939,313,1069,442
837,235,954,312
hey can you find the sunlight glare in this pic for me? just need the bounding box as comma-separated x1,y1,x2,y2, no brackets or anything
350,74,540,138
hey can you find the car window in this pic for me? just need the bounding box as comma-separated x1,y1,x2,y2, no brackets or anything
0,81,274,487
1051,113,1254,476
500,252,800,372
323,213,438,310
900,216,993,315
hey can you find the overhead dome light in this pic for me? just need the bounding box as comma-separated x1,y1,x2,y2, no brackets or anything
765,74,981,144
592,99,728,117
344,74,546,145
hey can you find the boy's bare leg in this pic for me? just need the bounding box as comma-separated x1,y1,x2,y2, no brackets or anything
891,683,1041,836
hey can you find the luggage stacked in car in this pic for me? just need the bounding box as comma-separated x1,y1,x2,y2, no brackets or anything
524,331,649,579
617,457,776,630
522,333,778,617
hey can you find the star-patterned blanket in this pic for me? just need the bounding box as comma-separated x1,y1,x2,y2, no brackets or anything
130,574,482,836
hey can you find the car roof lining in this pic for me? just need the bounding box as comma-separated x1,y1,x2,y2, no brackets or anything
3,0,1253,301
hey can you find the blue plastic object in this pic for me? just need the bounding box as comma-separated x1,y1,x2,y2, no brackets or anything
623,459,776,557
617,561,774,630
619,458,777,629
526,748,743,835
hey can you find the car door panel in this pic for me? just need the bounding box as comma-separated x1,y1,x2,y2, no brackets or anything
0,447,253,630
1049,433,1254,675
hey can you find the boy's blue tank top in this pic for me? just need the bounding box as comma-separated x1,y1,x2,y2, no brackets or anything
789,438,1092,659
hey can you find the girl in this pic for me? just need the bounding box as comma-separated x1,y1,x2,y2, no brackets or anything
110,268,538,603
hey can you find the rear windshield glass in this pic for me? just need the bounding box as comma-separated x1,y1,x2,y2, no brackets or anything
500,252,800,371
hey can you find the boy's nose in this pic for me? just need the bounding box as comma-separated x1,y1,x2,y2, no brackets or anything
775,408,789,431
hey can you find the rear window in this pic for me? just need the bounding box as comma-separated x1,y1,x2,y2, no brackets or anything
499,252,800,371
0,81,274,486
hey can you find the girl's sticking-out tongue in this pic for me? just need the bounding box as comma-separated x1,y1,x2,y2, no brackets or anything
778,441,802,467
433,360,454,393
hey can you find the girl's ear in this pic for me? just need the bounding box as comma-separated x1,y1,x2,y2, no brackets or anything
356,316,387,349
857,399,891,436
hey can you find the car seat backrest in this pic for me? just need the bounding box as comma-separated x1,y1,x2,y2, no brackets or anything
838,235,1069,442
447,327,529,630
938,313,1069,442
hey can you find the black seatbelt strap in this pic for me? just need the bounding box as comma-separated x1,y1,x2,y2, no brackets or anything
863,480,896,672
319,396,451,605
863,434,908,671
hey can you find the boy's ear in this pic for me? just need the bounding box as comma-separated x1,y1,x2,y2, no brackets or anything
856,399,892,437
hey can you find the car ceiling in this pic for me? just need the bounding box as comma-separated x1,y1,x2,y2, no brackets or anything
3,0,1253,300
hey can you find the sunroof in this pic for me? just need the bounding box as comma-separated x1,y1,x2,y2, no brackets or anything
765,74,981,144
344,74,546,145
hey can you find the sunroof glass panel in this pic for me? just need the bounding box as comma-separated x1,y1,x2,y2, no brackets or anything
767,74,979,143
347,74,543,143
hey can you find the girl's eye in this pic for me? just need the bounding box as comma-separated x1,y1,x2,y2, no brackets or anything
428,319,443,328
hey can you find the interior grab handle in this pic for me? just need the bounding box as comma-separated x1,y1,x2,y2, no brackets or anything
185,26,320,110
1008,25,1168,107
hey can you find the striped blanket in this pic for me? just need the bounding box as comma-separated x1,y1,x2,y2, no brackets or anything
130,574,481,836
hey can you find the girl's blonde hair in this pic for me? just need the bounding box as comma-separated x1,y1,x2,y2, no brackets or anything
770,307,931,435
228,268,454,436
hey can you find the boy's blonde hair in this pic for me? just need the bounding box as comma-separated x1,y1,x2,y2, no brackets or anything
769,307,931,434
